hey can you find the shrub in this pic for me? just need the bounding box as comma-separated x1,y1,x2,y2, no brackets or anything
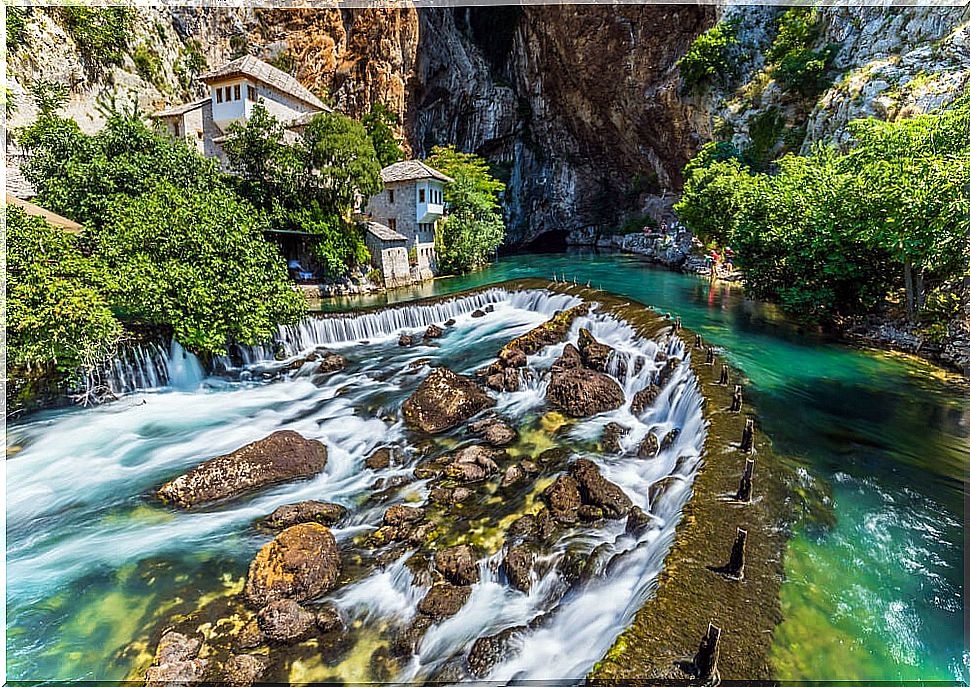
677,20,739,95
6,6,27,51
132,44,164,89
767,8,838,99
54,7,134,67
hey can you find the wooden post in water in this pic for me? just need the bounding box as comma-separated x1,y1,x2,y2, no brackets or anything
694,334,703,348
740,418,754,452
705,346,715,365
730,385,743,412
718,365,729,385
736,458,754,502
693,623,721,684
722,528,747,579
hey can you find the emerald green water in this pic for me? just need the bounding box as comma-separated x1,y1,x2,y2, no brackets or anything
328,251,969,681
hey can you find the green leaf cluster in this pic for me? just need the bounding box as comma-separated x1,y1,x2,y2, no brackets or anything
676,100,970,323
53,7,134,68
767,8,837,99
362,103,405,168
677,20,740,96
425,145,507,274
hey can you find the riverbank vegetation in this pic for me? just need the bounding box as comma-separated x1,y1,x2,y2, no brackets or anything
676,97,970,327
426,145,506,274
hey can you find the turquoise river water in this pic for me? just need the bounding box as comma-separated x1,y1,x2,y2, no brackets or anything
6,250,967,682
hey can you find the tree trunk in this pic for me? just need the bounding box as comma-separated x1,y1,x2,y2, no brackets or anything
904,260,915,322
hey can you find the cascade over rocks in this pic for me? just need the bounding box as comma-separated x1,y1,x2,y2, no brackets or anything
403,368,496,434
631,384,662,415
263,501,347,530
158,431,328,508
144,631,207,686
244,523,341,608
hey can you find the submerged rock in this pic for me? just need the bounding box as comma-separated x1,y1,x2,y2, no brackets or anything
469,417,519,447
435,544,480,586
570,458,633,517
244,523,341,607
144,631,207,686
417,583,472,619
500,463,525,488
446,445,501,483
546,367,625,417
158,430,328,508
223,653,266,687
578,328,613,372
263,501,346,529
257,599,316,644
402,368,496,434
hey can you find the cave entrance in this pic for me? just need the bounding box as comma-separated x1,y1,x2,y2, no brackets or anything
520,229,569,254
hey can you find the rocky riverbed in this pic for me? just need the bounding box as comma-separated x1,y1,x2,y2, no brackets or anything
122,280,797,685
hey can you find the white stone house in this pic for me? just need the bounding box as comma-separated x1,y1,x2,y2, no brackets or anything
362,160,453,286
153,55,329,166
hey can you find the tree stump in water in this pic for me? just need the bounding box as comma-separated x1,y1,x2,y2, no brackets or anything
730,385,743,412
718,365,729,385
735,458,754,502
693,623,721,684
740,417,754,452
709,527,746,581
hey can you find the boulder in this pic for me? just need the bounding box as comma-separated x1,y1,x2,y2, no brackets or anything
519,459,540,474
424,324,444,340
546,368,624,417
383,505,425,527
471,309,486,318
507,514,537,542
316,352,348,375
365,447,392,470
485,368,520,393
402,368,496,434
468,626,526,677
637,432,660,458
577,328,613,372
542,474,583,523
392,615,433,657
498,346,527,368
223,654,266,687
399,334,414,346
144,631,207,686
158,431,328,508
244,523,341,607
551,343,583,372
630,384,662,415
469,417,518,447
256,599,316,644
417,583,471,619
625,505,652,537
660,428,680,451
263,501,346,529
569,458,633,518
435,544,480,586
500,464,525,488
502,544,536,592
601,422,628,453
577,504,604,522
446,445,500,483
451,487,473,503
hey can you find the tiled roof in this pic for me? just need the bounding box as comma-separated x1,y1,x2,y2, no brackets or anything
154,98,208,118
7,193,83,233
364,221,407,242
381,160,454,184
199,55,325,110
285,109,333,129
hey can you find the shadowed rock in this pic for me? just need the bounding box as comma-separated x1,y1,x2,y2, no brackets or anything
223,653,266,687
263,501,346,529
158,431,328,508
630,384,661,415
502,544,536,592
625,505,652,537
542,474,583,523
547,367,624,417
578,328,613,372
403,368,496,434
244,523,341,607
418,583,472,619
468,625,526,677
601,422,628,453
657,357,681,387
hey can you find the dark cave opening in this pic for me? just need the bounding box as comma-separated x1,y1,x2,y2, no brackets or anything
516,229,570,254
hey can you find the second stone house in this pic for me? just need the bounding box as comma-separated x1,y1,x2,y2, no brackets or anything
363,160,453,287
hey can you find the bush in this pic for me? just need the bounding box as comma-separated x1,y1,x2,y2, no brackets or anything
6,206,122,375
677,20,739,95
132,44,164,89
767,8,837,99
6,6,27,51
54,7,134,67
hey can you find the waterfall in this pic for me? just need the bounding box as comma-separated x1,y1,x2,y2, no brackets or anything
89,339,204,396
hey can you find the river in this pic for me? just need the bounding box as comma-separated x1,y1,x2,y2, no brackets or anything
6,251,967,682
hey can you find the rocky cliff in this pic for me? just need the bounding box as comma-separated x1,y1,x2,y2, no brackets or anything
7,5,969,245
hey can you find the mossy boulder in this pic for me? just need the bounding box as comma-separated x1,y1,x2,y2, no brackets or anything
244,523,341,608
403,368,496,434
546,367,624,417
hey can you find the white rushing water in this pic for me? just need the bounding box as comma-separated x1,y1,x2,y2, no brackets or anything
6,287,706,682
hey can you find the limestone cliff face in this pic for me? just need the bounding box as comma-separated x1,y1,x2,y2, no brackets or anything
8,5,970,245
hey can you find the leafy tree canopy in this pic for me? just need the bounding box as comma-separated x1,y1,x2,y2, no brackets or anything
362,103,405,168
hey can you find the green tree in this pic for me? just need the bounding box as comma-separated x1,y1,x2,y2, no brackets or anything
362,103,405,168
425,145,506,273
767,8,837,99
676,145,753,245
223,102,301,208
677,20,739,96
92,183,305,353
300,111,384,209
6,206,122,375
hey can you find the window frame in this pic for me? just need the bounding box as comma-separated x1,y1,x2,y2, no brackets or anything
234,84,241,100
419,188,426,203
215,87,223,104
